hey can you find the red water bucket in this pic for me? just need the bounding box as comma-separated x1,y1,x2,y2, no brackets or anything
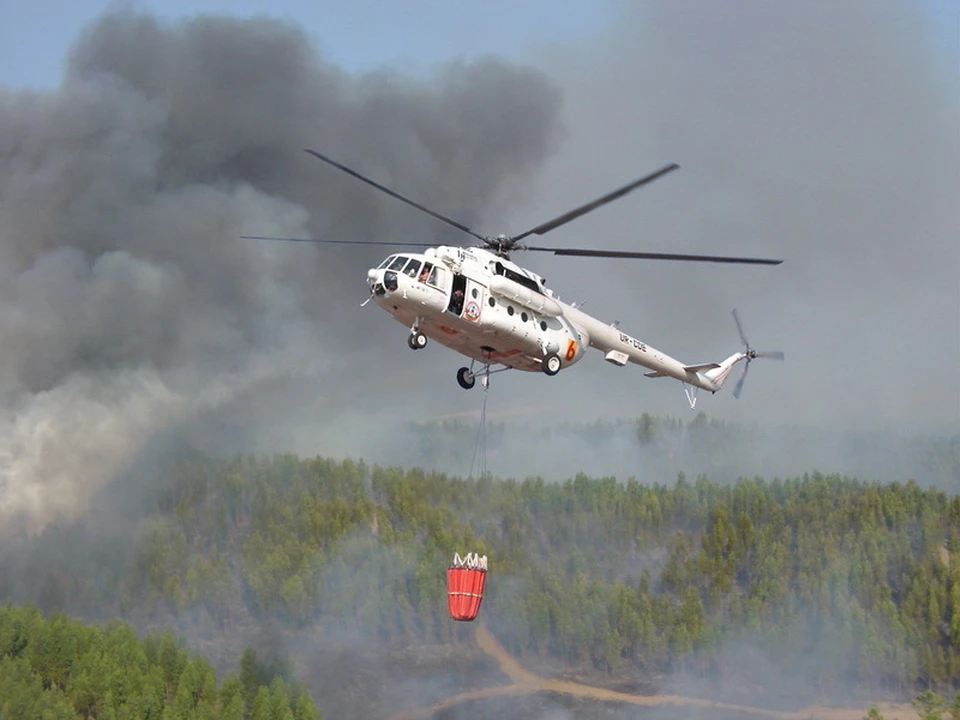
446,552,488,621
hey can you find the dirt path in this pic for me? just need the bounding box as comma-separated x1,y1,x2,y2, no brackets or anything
388,625,917,720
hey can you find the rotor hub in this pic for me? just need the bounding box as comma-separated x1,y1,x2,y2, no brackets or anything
482,234,519,259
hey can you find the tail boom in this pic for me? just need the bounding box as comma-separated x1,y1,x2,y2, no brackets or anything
562,305,780,405
562,305,745,392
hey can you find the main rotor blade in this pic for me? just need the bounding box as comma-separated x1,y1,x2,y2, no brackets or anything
512,163,680,241
524,247,783,265
304,149,486,242
732,308,749,347
241,235,436,248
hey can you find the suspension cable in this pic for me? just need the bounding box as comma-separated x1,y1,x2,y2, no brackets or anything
468,370,490,480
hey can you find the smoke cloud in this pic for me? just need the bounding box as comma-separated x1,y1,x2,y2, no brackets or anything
0,9,562,529
507,0,958,433
1,1,956,532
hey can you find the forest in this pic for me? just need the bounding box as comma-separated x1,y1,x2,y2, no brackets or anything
0,414,958,716
0,603,319,719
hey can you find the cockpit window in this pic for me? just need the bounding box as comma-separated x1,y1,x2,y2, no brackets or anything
417,262,434,283
431,266,448,288
378,255,396,269
402,258,422,277
388,256,408,271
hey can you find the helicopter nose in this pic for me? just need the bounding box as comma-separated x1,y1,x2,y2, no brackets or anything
367,268,378,281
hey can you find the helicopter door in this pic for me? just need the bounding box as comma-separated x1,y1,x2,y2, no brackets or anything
447,273,467,316
461,279,485,323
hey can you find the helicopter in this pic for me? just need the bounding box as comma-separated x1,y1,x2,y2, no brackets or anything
244,149,784,409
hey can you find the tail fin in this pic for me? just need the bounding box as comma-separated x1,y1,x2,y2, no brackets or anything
704,353,746,390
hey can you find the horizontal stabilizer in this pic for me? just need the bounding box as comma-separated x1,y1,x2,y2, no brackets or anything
683,362,721,373
644,371,668,378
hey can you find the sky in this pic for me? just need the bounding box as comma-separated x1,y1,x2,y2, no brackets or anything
0,0,957,528
2,0,955,89
1,0,623,88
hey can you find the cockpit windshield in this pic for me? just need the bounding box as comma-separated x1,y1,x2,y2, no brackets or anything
377,255,443,289
387,256,408,271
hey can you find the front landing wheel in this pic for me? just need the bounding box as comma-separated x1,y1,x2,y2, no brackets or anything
541,352,561,376
456,367,476,389
407,332,428,350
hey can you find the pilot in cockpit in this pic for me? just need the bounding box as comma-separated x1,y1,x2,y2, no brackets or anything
419,262,437,285
403,259,421,278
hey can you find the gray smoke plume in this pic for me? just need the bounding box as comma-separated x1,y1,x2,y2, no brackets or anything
0,9,562,530
502,0,959,433
1,0,956,532
229,0,959,493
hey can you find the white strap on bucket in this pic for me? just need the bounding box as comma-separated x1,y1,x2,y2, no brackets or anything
452,551,488,571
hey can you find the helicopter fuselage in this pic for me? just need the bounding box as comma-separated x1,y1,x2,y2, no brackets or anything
366,245,738,394
368,246,584,373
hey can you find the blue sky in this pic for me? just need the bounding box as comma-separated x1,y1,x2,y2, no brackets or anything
2,0,953,88
4,0,954,89
1,0,625,88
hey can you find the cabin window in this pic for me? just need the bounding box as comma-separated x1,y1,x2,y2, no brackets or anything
507,306,515,316
418,262,434,284
378,255,396,269
388,256,407,271
540,321,547,331
517,274,542,294
402,259,422,278
493,261,544,295
488,297,496,307
521,312,528,322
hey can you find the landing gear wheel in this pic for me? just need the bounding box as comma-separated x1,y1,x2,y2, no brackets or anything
407,332,428,350
456,367,476,390
541,352,562,376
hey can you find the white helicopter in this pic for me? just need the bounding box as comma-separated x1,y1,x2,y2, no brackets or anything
245,150,784,408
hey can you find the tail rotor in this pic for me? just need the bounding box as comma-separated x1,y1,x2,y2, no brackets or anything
730,309,784,399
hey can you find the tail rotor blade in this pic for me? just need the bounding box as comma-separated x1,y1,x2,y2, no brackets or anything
733,360,750,399
756,350,785,361
731,308,749,349
727,309,782,400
